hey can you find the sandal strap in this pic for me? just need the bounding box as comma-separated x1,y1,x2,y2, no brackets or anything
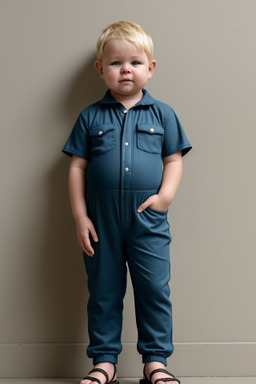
143,364,156,382
148,368,180,384
89,368,109,383
82,376,102,384
154,378,180,384
110,364,117,382
149,369,169,382
83,365,117,384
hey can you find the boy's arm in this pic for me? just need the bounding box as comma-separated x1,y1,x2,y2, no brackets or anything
68,155,98,257
137,151,183,212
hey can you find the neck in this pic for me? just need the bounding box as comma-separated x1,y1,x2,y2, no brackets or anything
110,90,144,110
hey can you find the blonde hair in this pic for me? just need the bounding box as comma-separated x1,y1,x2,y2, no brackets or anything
96,21,154,62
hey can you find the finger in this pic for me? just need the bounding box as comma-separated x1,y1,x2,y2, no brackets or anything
89,223,99,243
137,197,152,213
83,242,95,257
85,244,94,257
82,233,95,257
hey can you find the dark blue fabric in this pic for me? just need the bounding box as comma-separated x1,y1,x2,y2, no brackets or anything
62,89,192,191
84,188,173,365
62,89,192,365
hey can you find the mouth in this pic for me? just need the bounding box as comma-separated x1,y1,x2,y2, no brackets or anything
119,79,133,83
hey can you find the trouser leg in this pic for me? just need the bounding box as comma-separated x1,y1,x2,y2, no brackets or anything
83,190,127,365
126,206,174,365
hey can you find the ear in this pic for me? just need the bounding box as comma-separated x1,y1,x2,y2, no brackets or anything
94,60,104,79
148,60,156,79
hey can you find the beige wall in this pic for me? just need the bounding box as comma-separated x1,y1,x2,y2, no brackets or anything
0,0,256,378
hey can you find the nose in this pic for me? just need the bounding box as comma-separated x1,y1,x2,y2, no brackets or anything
121,64,131,73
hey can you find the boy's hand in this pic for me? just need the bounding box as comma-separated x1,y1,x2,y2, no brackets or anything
75,216,99,257
137,194,169,213
137,151,183,214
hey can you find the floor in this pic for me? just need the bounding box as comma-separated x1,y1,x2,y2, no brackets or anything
0,378,255,384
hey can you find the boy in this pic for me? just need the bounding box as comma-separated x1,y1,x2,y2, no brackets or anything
62,21,191,384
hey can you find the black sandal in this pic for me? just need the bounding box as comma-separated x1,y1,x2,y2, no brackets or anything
82,365,119,384
140,367,180,384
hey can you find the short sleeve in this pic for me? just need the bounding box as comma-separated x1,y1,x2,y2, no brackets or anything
62,112,90,159
162,108,192,158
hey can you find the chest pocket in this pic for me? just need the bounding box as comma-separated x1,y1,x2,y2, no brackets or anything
137,124,164,154
89,124,116,155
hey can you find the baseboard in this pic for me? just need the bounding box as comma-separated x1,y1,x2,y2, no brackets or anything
0,342,256,378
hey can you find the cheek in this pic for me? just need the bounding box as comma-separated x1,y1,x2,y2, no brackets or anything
104,68,118,83
134,70,149,83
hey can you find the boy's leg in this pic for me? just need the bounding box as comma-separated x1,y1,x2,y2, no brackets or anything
84,239,127,365
126,205,173,365
84,189,127,365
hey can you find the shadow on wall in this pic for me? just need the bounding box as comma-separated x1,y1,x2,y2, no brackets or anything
37,54,107,376
62,54,107,125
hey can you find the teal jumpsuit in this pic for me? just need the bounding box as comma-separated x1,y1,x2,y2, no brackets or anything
62,89,192,366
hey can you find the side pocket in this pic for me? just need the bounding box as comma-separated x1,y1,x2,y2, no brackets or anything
147,206,168,215
140,206,172,243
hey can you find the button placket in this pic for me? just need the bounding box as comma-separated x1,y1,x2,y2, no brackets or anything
120,110,132,189
120,109,132,226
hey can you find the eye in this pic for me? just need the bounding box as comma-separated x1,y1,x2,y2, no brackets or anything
111,61,121,66
132,61,141,66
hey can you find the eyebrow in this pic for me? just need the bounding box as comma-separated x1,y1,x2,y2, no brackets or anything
107,55,145,60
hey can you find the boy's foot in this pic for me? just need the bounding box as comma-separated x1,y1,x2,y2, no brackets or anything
80,362,117,384
144,362,180,384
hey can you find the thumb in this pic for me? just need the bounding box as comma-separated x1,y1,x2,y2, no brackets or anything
137,197,153,213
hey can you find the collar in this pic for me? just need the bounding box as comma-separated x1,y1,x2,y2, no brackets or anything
99,89,156,107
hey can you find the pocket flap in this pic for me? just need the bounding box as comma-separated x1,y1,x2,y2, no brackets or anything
137,124,164,135
89,124,115,137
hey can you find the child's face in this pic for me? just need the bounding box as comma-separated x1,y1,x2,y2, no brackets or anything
95,38,156,102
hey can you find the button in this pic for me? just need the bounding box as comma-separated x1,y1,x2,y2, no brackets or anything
123,109,128,114
149,128,155,133
125,142,129,146
125,167,129,172
98,130,103,135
